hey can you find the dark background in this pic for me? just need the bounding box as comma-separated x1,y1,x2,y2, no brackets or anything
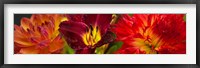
14,14,31,25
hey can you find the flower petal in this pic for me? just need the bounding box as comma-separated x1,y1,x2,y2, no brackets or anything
59,21,88,50
66,14,84,22
59,21,88,37
112,14,186,54
19,46,39,54
75,47,95,54
14,25,35,47
84,14,112,35
49,35,64,52
157,42,186,54
95,31,115,47
20,17,32,31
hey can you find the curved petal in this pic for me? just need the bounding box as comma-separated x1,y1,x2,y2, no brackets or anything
95,31,115,47
14,25,35,47
114,47,146,54
30,14,51,26
157,42,186,54
112,14,136,41
20,17,32,31
49,35,64,52
75,47,95,54
84,14,112,35
152,14,186,43
14,42,22,54
59,21,88,37
50,14,67,30
59,21,88,50
19,46,39,54
15,14,65,54
59,14,112,53
65,14,84,22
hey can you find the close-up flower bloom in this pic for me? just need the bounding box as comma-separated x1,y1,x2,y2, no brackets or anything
14,14,67,54
59,14,115,54
14,14,186,54
112,14,186,54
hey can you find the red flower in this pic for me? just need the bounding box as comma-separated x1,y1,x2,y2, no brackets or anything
59,14,114,54
112,14,186,54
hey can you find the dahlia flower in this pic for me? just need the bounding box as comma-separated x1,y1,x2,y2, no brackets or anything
112,14,186,54
14,14,67,54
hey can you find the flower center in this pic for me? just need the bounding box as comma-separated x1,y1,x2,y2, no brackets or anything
134,27,162,54
82,25,101,47
144,37,157,53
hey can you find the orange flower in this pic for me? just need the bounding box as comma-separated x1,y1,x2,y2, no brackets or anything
14,14,68,54
112,14,186,54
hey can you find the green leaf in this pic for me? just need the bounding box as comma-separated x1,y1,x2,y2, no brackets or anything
183,14,186,22
95,44,109,54
110,32,116,39
128,14,133,16
61,37,75,54
106,41,123,54
65,44,75,54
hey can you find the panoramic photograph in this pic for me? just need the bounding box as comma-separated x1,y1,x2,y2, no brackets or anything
14,14,186,54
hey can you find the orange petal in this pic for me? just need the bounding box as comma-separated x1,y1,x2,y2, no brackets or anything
14,30,35,47
49,36,64,52
39,47,50,54
53,14,67,30
19,46,39,54
30,14,43,26
40,14,51,23
14,35,34,47
20,17,31,31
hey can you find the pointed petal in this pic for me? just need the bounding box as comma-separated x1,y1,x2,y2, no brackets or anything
30,14,51,26
85,14,112,35
19,46,39,54
14,25,34,47
75,47,95,54
115,47,146,54
112,14,136,41
52,14,67,30
59,21,88,50
30,14,43,26
59,21,88,37
62,31,87,51
20,17,32,31
49,35,64,52
157,42,186,54
37,26,49,39
66,14,84,22
95,31,115,47
38,47,50,54
14,42,21,54
152,14,186,44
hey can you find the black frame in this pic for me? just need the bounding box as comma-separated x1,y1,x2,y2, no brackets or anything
0,0,199,68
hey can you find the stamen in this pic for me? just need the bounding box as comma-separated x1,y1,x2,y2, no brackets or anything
94,26,99,40
83,25,101,47
89,25,93,31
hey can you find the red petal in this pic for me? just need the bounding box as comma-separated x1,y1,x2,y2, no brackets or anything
66,14,85,22
59,21,88,37
84,14,112,35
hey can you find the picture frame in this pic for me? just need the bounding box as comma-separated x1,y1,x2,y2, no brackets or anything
1,0,198,68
